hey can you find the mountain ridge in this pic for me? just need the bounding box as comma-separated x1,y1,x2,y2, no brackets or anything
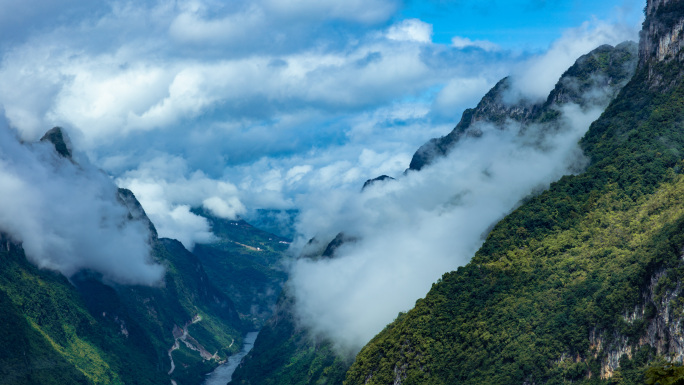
233,38,644,385
0,128,290,384
345,1,684,383
409,42,638,171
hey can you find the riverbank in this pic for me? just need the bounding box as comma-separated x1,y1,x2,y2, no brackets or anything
203,331,259,385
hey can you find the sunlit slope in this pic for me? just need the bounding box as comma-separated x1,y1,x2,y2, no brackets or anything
0,132,245,384
345,18,684,385
0,216,245,385
232,42,640,385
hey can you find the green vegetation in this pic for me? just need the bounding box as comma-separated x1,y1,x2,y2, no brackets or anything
344,57,684,384
192,209,289,328
0,239,142,384
645,362,684,384
231,291,350,385
0,198,247,384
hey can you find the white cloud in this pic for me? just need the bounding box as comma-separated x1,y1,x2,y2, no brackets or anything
288,101,604,354
0,125,164,285
507,18,639,102
203,196,247,219
117,155,245,249
386,19,433,43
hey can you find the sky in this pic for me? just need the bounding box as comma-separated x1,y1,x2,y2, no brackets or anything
0,0,644,351
0,0,644,247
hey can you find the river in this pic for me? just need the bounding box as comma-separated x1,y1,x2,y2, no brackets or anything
203,331,259,385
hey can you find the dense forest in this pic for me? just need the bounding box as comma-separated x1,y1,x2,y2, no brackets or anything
345,1,684,384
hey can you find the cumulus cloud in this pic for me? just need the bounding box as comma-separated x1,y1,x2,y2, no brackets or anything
0,125,163,285
0,1,509,153
288,100,605,354
386,19,433,43
117,155,246,249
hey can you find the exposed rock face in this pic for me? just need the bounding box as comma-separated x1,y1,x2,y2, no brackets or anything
40,126,73,159
640,0,684,84
409,42,638,171
641,0,684,61
583,269,684,379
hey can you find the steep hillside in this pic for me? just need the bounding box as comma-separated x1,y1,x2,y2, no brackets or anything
409,42,637,171
231,288,350,385
191,209,289,329
345,1,684,384
232,42,640,385
0,130,245,385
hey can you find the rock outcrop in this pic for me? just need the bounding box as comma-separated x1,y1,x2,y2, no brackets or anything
40,126,73,159
409,42,638,171
641,0,684,62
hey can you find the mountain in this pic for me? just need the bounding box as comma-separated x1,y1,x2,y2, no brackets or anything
232,40,641,385
191,208,290,329
345,1,684,384
0,130,250,384
409,42,637,172
230,287,350,385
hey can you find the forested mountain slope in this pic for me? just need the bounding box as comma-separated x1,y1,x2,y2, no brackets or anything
191,209,289,329
345,1,684,384
0,129,246,385
233,39,642,385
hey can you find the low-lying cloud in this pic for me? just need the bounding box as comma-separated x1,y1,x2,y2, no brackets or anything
117,155,246,249
0,0,644,314
0,124,164,285
508,18,638,102
287,100,608,353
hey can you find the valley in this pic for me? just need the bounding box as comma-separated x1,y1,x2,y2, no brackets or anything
3,1,684,385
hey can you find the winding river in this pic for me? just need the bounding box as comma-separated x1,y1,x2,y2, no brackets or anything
203,331,259,385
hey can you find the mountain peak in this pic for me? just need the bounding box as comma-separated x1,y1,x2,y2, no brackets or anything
408,42,638,171
40,126,73,159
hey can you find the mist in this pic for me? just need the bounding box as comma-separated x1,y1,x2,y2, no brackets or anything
287,100,606,354
0,124,164,285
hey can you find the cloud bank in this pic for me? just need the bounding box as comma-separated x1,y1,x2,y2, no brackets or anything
0,0,642,295
117,155,246,249
0,124,163,285
286,98,613,353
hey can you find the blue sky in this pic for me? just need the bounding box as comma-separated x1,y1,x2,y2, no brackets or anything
402,0,643,47
0,0,643,245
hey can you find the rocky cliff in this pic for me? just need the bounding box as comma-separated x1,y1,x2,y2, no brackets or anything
409,42,638,171
640,0,684,63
